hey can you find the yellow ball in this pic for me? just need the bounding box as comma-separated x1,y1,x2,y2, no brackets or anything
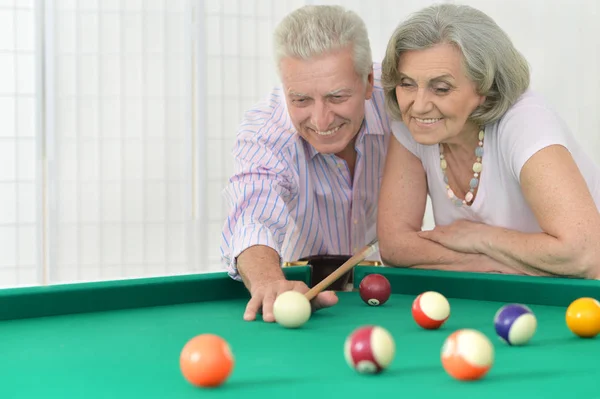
566,297,600,338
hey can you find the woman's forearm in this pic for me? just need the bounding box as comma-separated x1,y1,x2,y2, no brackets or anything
379,232,524,274
478,227,600,279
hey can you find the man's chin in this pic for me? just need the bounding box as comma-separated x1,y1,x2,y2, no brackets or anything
312,144,346,155
303,134,342,152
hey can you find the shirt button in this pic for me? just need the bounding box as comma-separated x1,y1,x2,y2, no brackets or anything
353,219,358,224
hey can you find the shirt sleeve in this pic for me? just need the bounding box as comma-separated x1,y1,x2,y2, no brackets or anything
497,93,572,182
219,108,297,281
391,120,421,159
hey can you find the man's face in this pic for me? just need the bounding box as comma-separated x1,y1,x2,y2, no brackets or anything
280,46,373,156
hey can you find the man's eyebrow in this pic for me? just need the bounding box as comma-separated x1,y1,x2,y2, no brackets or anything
288,90,309,97
326,88,353,96
288,88,353,97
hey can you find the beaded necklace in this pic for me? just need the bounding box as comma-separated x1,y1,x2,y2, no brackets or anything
439,128,484,207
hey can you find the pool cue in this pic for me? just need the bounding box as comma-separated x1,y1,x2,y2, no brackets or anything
304,238,379,301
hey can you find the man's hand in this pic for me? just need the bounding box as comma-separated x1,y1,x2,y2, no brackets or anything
236,245,339,322
244,278,339,322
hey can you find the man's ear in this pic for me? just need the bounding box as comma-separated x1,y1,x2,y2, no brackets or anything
365,68,374,100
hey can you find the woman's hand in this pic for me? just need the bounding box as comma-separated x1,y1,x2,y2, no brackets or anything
417,219,488,254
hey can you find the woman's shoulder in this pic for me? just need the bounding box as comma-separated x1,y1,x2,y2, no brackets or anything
489,89,574,178
498,89,563,126
491,89,570,144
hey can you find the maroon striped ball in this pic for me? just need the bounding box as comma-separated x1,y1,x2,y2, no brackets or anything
344,325,395,374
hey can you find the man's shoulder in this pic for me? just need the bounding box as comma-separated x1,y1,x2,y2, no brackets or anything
236,86,300,156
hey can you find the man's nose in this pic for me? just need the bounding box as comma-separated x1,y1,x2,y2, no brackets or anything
311,103,335,132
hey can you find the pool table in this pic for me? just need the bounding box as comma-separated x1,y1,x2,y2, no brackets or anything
1,265,599,398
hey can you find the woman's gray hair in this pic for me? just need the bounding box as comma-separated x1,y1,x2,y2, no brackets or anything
273,5,373,83
381,3,530,125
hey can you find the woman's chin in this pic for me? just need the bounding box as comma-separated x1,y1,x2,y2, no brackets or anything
410,132,442,146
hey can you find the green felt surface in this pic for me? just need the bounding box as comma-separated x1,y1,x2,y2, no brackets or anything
1,266,599,398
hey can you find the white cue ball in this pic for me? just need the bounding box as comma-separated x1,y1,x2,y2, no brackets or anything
273,290,311,328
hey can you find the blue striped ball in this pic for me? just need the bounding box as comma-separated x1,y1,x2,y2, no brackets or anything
494,304,537,345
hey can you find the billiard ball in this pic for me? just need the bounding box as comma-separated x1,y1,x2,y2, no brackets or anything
412,291,450,329
494,303,537,345
566,297,600,338
180,334,234,387
441,329,494,381
344,325,395,374
359,273,391,306
273,290,312,328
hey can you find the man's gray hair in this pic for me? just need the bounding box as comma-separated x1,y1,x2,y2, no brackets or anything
273,5,373,82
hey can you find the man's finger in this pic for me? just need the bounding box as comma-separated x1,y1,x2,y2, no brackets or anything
244,294,263,321
261,291,278,322
311,290,339,312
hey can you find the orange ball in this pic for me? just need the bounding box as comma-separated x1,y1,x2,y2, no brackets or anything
441,329,494,381
180,334,234,387
566,297,600,338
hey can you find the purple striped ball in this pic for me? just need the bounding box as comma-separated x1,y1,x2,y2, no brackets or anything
494,304,537,345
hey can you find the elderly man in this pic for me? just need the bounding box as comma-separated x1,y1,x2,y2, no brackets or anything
220,5,398,321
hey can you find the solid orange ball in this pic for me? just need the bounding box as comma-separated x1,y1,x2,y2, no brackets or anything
566,297,600,338
180,334,234,387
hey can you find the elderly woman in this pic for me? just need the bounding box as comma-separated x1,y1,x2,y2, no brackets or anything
378,3,600,279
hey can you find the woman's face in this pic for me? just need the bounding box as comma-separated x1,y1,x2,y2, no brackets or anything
395,42,486,145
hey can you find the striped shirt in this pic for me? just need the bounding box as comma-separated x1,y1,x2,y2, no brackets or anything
220,63,392,280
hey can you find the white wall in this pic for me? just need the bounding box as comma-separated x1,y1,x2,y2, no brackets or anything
0,0,598,288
